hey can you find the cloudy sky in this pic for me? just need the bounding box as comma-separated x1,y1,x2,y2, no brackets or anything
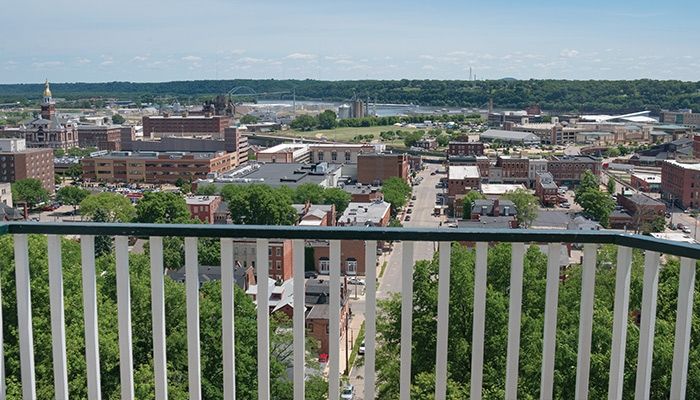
1,0,699,83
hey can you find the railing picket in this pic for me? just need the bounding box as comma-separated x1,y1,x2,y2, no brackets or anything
292,239,305,400
634,251,660,400
256,238,270,400
14,234,36,399
185,237,202,400
221,238,236,400
470,242,488,400
48,235,69,400
81,235,102,400
435,241,452,400
149,237,168,400
115,236,135,399
505,242,525,399
670,257,696,400
364,240,378,400
400,241,415,400
575,243,597,400
329,240,341,400
0,235,3,400
540,243,561,400
607,246,632,400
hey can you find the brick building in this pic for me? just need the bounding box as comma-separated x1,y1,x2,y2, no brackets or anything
357,153,409,185
309,143,381,164
0,138,54,193
142,114,231,138
232,239,294,281
661,159,700,209
448,139,484,157
342,184,383,203
661,110,700,127
305,280,350,355
78,125,123,150
496,156,530,184
547,155,602,187
616,193,665,219
21,81,78,150
535,172,559,206
447,166,481,207
81,151,237,184
630,173,661,193
186,195,222,224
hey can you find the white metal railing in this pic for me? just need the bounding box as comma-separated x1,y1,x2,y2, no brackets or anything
0,223,698,400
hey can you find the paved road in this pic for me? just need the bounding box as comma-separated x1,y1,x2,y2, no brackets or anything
348,167,443,397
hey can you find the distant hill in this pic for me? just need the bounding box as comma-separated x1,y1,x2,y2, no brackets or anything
1,79,699,114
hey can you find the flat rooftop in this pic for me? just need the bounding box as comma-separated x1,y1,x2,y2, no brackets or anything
209,162,343,188
339,201,390,226
258,143,308,154
449,165,480,180
185,195,220,206
92,151,223,159
481,184,526,195
665,159,700,171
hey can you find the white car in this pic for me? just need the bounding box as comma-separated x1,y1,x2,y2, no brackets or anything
347,277,365,286
359,341,365,355
341,384,355,399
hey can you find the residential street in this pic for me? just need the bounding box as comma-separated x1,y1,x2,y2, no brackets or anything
347,167,443,397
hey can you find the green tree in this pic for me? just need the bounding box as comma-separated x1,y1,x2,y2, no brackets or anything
56,186,90,212
12,178,50,208
322,187,351,215
294,183,325,204
459,190,485,219
196,184,218,196
290,114,317,131
223,184,297,225
65,163,84,181
381,177,412,212
502,188,539,228
575,171,615,227
111,114,126,124
317,110,338,130
436,134,450,147
388,217,403,228
91,207,114,256
607,178,616,194
80,192,136,222
403,131,424,148
135,192,191,223
240,114,260,124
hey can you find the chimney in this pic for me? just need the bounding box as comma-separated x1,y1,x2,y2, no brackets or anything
481,205,487,216
492,199,500,216
504,206,509,216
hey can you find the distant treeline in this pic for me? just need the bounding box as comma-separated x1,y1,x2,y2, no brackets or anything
1,79,699,114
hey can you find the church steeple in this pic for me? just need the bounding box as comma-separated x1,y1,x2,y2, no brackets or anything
41,78,56,119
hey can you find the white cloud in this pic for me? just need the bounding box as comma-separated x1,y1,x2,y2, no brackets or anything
285,53,317,60
32,61,64,68
238,57,264,63
325,55,351,61
419,54,435,60
560,49,579,58
182,55,202,62
76,58,91,65
447,51,467,56
100,60,114,66
334,59,354,65
422,65,436,70
132,56,148,62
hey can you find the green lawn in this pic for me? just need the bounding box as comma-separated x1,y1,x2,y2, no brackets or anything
278,125,419,143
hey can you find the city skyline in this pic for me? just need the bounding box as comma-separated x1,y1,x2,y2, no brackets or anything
1,0,699,83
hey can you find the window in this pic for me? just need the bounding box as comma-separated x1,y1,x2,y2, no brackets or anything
331,152,337,161
268,247,272,256
319,258,330,274
345,151,351,161
307,322,313,332
275,247,281,257
318,152,324,161
346,259,358,275
276,260,281,270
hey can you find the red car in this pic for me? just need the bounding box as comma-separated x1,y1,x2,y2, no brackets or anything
41,203,60,211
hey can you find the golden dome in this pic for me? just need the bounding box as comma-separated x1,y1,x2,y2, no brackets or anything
43,79,52,97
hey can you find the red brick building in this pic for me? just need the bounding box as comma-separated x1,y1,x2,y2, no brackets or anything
547,156,602,187
77,125,123,150
305,280,350,355
661,159,700,209
233,239,294,281
142,114,231,138
447,166,481,207
535,172,559,206
81,151,237,184
616,193,665,219
497,156,530,184
357,153,409,185
0,140,55,193
448,140,484,157
186,195,222,224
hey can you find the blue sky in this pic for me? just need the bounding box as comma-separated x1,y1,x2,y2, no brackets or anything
1,0,699,83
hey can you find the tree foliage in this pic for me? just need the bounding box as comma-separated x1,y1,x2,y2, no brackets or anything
111,114,126,124
289,114,317,131
56,186,90,210
11,178,49,208
381,177,412,212
458,190,485,219
502,188,539,228
0,235,325,399
317,110,338,130
240,114,259,125
376,243,700,399
135,192,191,224
80,192,136,222
221,184,297,225
575,171,616,227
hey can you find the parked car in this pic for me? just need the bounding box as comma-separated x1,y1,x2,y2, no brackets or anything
411,195,417,200
561,202,571,209
341,384,355,400
304,271,318,279
347,277,365,285
41,203,60,212
406,208,413,214
404,215,411,221
358,341,365,355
